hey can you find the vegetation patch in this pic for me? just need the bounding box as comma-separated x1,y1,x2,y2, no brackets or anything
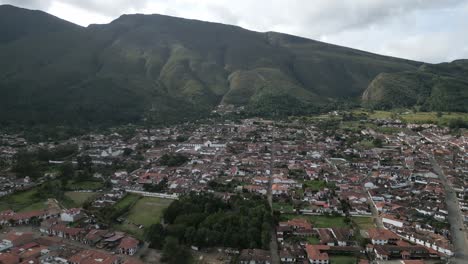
329,255,358,264
66,180,103,191
302,180,335,191
352,217,375,230
147,193,272,251
65,191,97,206
0,188,46,212
272,202,295,213
116,197,173,239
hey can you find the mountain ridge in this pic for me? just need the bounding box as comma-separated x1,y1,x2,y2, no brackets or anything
0,4,465,128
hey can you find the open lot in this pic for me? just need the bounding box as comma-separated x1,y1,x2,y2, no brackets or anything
352,216,375,230
352,109,468,124
116,196,173,239
65,191,97,206
281,214,349,228
302,180,328,191
66,180,103,191
0,188,47,212
272,202,295,213
330,255,357,264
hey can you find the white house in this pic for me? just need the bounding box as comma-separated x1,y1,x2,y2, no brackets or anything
60,208,83,222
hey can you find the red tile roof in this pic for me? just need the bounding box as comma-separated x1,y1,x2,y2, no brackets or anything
68,250,118,264
0,253,20,264
305,244,329,261
367,228,399,240
118,237,139,250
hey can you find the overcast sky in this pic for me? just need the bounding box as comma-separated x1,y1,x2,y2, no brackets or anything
2,0,468,63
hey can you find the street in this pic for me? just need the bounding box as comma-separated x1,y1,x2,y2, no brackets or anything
428,154,468,263
268,142,280,264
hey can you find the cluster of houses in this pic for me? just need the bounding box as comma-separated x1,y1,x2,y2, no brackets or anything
1,114,466,263
0,206,141,264
0,230,142,264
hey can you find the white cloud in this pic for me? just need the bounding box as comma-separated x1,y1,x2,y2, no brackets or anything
47,1,112,25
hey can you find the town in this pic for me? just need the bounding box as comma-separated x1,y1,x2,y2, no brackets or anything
0,110,466,264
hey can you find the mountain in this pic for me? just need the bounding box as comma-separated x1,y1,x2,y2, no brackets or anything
362,60,468,112
0,5,433,127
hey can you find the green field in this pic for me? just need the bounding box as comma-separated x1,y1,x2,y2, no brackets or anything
354,109,468,124
352,217,375,230
66,180,103,191
302,180,331,191
65,191,97,206
307,236,321,245
281,214,349,228
330,255,358,264
116,196,173,239
0,188,47,212
272,202,295,213
113,193,141,211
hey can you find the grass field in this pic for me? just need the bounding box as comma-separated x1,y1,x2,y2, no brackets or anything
302,180,328,191
272,202,295,213
281,214,349,228
66,180,103,191
65,191,97,206
115,196,173,239
113,193,141,211
352,217,375,230
307,236,321,245
0,188,47,212
330,255,357,264
353,109,468,124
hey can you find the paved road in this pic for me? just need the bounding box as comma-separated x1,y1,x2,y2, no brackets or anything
429,154,468,263
267,143,280,264
367,191,384,229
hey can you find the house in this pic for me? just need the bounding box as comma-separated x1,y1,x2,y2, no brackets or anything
60,208,84,222
244,185,267,195
0,253,19,264
279,250,296,263
68,250,119,264
331,228,353,246
49,225,85,241
316,228,335,246
279,218,313,236
382,214,404,228
83,229,108,245
372,245,434,260
3,231,33,247
118,237,139,256
367,228,399,245
239,249,271,264
272,184,289,195
305,244,329,264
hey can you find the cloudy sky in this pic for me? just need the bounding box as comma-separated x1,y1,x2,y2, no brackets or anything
2,0,468,63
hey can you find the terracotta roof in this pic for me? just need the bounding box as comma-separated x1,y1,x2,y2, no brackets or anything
279,218,312,230
0,253,20,264
68,250,118,264
367,228,399,240
305,244,329,261
118,237,139,250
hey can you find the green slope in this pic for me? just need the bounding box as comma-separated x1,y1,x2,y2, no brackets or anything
0,5,428,127
362,60,468,112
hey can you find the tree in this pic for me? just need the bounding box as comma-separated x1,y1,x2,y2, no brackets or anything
372,138,383,148
60,162,74,178
123,148,133,156
161,237,192,264
147,223,166,249
77,155,92,171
